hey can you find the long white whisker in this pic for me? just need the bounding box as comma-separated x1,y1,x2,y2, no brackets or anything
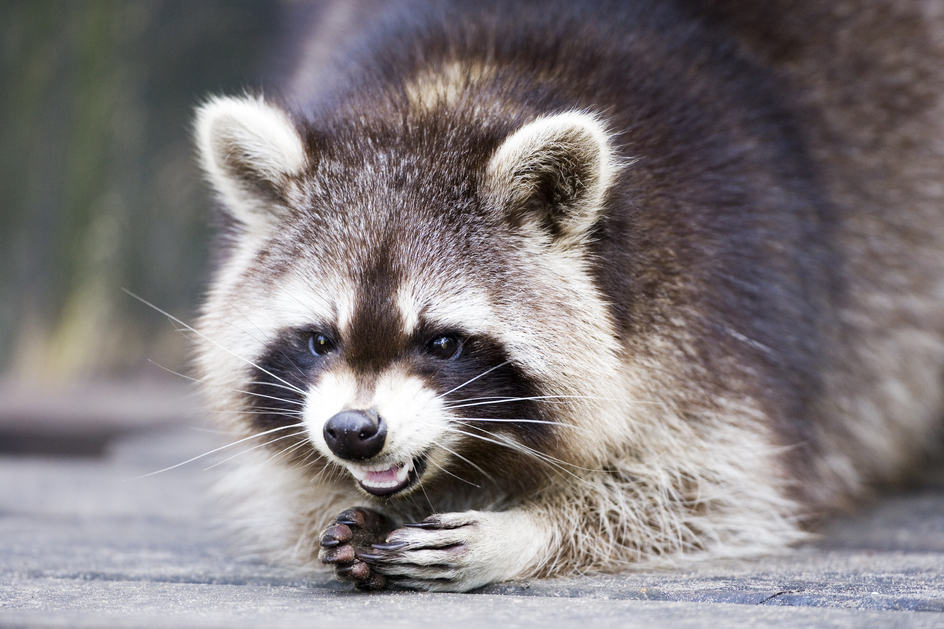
149,367,306,410
300,453,333,483
125,423,306,480
204,408,304,417
203,431,309,470
449,416,575,428
146,360,203,386
436,361,511,400
287,446,327,477
257,435,314,469
418,479,435,513
440,426,599,484
230,387,306,408
145,371,305,410
246,380,310,396
139,311,309,413
122,288,306,396
422,452,482,488
438,395,515,405
430,441,490,484
188,426,231,435
444,394,660,410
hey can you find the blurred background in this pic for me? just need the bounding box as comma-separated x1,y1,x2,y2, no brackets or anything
1,1,287,384
0,1,291,453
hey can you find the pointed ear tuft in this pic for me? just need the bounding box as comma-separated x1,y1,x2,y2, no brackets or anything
486,112,617,244
194,95,308,232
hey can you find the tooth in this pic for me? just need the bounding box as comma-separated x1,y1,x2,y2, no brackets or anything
347,459,415,489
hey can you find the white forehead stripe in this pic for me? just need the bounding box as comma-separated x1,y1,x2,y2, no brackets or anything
395,278,495,337
237,272,357,344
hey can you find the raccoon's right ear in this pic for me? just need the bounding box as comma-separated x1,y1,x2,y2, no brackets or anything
194,95,308,233
486,112,618,246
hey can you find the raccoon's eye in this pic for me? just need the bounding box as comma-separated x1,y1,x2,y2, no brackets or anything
308,333,336,357
428,335,462,360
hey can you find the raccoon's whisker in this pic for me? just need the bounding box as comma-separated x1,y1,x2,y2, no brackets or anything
422,452,482,488
198,380,306,410
447,416,574,428
324,464,347,486
444,394,662,410
452,431,593,487
420,476,439,512
148,360,307,415
230,387,306,407
440,425,564,467
412,486,434,513
444,397,535,410
291,448,327,477
436,361,512,400
187,426,231,435
306,459,334,484
125,423,306,480
145,359,203,386
203,431,309,470
205,407,304,418
429,441,491,483
223,298,309,381
235,438,316,489
440,395,516,405
441,425,599,482
245,380,310,396
311,456,340,481
260,436,313,468
122,288,307,397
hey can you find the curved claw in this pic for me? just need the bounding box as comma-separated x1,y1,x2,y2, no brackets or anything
403,520,443,530
371,541,409,551
335,509,366,527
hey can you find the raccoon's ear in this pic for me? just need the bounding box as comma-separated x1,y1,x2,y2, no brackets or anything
194,95,308,233
486,112,617,245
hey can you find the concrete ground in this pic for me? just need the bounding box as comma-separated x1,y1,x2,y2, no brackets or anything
1,381,943,628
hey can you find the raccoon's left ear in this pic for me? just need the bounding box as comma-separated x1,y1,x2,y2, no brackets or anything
486,112,617,245
194,95,308,235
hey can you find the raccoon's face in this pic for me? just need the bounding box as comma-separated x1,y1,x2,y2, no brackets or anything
194,96,621,501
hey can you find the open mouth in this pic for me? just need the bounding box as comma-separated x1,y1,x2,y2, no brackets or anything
346,457,426,497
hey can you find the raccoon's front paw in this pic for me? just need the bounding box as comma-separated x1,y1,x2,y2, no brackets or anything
360,510,548,592
319,507,396,590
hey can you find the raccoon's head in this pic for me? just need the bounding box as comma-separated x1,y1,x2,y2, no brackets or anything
194,95,621,504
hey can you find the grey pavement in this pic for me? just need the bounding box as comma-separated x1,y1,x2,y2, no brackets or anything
1,382,943,628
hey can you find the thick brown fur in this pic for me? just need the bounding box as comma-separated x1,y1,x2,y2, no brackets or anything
193,0,944,592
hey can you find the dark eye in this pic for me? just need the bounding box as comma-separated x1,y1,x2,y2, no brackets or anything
428,335,462,360
308,333,336,357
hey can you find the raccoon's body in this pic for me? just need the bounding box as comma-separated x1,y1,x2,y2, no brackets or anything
193,0,944,591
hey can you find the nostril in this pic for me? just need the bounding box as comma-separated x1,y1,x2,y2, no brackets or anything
323,409,387,460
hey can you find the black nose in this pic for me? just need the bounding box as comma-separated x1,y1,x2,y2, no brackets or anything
323,409,387,460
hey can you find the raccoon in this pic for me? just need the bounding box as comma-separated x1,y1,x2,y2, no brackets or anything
192,0,944,592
